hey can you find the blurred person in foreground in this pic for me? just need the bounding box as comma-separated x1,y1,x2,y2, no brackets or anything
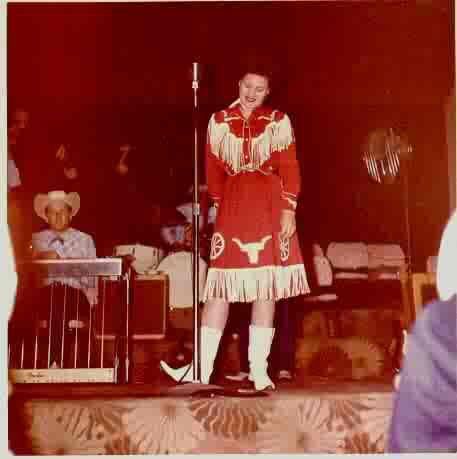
387,210,457,453
2,224,18,397
2,225,18,330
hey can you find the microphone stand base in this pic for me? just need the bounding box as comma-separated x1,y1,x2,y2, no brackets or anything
163,382,271,398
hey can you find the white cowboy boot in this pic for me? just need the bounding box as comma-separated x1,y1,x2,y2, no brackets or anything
248,325,276,391
160,326,222,384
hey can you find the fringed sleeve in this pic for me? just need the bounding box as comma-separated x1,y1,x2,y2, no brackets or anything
275,113,301,212
206,114,228,208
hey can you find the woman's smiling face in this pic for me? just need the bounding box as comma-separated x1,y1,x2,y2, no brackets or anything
238,73,270,113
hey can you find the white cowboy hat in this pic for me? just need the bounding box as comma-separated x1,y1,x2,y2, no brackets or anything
33,190,80,222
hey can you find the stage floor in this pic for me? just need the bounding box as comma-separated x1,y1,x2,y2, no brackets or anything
9,374,395,454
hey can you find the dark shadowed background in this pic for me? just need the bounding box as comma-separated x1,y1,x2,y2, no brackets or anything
7,1,455,268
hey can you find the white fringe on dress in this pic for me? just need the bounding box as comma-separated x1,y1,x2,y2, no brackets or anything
208,112,294,173
203,264,310,303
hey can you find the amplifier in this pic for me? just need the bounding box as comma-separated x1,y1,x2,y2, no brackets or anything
132,273,169,339
95,273,169,341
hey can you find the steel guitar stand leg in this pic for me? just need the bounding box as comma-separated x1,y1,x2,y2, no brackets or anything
113,273,129,384
124,270,131,383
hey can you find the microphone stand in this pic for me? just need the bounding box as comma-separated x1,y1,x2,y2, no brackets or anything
165,63,220,396
191,63,201,383
401,159,412,275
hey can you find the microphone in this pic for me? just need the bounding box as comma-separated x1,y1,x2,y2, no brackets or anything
192,62,200,84
191,62,200,107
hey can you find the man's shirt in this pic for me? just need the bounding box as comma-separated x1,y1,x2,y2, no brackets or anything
32,228,97,304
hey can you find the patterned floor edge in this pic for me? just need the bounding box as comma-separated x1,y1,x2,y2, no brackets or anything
9,382,394,454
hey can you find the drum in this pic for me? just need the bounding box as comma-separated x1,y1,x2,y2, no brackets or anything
114,244,165,274
157,251,207,310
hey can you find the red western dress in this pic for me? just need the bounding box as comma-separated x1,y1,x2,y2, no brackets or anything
203,103,309,303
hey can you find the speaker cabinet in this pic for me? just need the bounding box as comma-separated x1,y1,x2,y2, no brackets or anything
132,273,169,339
95,273,169,341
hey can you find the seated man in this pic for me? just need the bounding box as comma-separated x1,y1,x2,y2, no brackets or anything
388,211,457,453
29,190,97,368
160,193,217,255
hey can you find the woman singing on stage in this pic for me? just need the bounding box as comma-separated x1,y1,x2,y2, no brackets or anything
161,67,309,390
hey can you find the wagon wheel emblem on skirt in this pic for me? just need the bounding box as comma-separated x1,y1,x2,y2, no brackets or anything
279,235,290,262
210,232,225,260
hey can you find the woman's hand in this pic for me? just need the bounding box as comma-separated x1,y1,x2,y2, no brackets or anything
280,210,296,239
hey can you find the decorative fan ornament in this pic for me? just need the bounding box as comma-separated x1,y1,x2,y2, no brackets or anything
295,339,321,370
362,128,413,184
301,311,327,337
307,345,352,379
188,397,274,440
340,337,386,380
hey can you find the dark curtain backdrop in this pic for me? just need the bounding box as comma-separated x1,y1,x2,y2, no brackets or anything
7,1,454,268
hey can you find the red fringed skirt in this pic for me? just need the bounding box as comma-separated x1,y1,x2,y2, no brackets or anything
203,171,309,302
